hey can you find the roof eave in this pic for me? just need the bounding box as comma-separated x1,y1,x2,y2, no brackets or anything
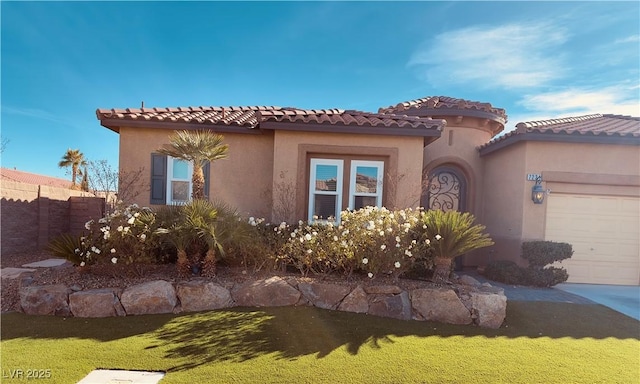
479,132,640,156
260,120,443,140
96,117,262,135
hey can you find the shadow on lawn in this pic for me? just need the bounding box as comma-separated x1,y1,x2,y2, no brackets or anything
2,301,637,373
148,302,640,372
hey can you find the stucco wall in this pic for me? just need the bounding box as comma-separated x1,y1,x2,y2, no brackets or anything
271,130,425,222
478,140,640,266
118,127,274,217
423,120,493,217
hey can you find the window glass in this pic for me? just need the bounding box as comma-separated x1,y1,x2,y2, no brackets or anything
354,195,377,210
172,159,189,179
314,195,337,219
315,164,338,192
354,166,378,193
171,181,190,202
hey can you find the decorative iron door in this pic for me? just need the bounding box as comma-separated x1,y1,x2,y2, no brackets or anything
423,167,466,212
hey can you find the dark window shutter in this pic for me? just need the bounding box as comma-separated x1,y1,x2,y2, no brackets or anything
203,161,211,200
150,154,167,204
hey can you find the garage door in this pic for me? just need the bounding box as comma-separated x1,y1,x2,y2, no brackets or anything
545,194,640,285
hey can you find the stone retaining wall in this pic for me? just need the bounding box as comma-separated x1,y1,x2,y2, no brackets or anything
19,275,507,328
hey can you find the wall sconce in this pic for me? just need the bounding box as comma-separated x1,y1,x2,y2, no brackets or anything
531,176,545,204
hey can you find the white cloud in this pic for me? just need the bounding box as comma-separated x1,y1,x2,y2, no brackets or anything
408,22,568,89
614,35,640,44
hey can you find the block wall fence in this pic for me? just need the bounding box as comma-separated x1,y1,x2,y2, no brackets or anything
1,180,104,254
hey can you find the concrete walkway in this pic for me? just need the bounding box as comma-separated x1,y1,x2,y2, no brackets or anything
463,271,640,321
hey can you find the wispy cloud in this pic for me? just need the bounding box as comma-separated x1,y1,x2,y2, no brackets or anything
614,35,640,44
1,105,84,130
518,85,640,116
408,22,568,89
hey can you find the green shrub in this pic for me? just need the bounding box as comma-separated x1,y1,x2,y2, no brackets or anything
47,233,85,265
523,266,569,287
521,241,573,267
484,260,524,285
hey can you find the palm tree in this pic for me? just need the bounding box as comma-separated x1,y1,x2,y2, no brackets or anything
417,209,494,283
157,130,229,200
58,149,87,188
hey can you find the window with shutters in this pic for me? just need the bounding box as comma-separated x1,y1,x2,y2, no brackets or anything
150,153,209,205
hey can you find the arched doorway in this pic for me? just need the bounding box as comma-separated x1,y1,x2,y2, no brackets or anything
422,166,467,212
422,165,468,271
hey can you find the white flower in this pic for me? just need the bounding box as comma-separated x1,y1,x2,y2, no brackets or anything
279,222,287,230
123,226,130,234
362,258,369,264
395,261,401,268
395,243,400,248
103,232,110,240
299,237,304,243
127,217,135,225
290,232,296,238
379,231,385,236
395,236,401,243
425,239,431,245
333,236,338,241
110,248,116,254
80,261,86,267
134,212,140,218
306,249,312,254
84,220,93,230
367,272,373,278
435,234,442,240
423,224,427,229
304,234,312,241
380,244,386,250
367,221,375,229
111,257,118,264
405,250,413,257
74,248,80,254
386,227,393,233
140,233,146,241
117,225,123,232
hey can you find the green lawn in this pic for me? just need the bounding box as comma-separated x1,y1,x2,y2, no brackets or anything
1,302,638,383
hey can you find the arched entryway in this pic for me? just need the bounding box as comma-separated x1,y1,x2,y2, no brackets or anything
422,165,469,271
422,166,467,212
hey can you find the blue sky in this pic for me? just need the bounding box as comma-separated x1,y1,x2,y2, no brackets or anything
2,1,639,180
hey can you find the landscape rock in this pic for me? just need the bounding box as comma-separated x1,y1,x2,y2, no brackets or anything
411,287,472,325
20,284,70,316
470,290,507,329
120,280,177,315
458,275,481,287
298,282,352,310
368,292,411,320
176,280,233,312
232,276,300,307
69,288,123,318
1,268,35,280
364,284,403,295
337,286,369,313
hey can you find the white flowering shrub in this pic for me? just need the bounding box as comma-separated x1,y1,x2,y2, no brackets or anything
73,204,159,266
248,207,438,280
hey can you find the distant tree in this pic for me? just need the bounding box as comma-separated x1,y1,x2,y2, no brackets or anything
87,159,147,211
157,130,229,200
80,166,90,191
58,149,87,188
0,136,8,154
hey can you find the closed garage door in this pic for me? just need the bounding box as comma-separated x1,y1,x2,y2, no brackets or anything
545,194,640,285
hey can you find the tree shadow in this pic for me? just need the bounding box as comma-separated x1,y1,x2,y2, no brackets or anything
148,302,640,372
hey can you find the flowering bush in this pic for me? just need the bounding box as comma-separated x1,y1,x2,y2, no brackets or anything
49,203,159,266
247,207,438,280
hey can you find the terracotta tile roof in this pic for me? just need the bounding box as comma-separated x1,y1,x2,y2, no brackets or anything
257,108,445,130
97,105,446,134
96,106,279,131
378,96,508,124
479,114,640,155
1,167,72,189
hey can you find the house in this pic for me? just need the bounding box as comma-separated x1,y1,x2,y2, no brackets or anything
96,96,640,285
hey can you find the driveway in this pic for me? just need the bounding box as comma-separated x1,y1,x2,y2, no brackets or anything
555,283,640,321
462,271,640,321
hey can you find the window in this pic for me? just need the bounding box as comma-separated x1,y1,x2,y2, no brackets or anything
308,158,384,222
309,159,344,222
150,153,210,205
167,157,192,204
349,160,384,211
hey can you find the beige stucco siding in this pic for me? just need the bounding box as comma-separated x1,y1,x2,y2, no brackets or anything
271,129,425,222
118,127,274,217
479,140,640,268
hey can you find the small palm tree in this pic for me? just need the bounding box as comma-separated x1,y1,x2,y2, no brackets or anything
58,149,87,188
157,130,229,200
418,209,494,283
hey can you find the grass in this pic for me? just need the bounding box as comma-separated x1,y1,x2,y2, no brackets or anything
1,302,638,384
